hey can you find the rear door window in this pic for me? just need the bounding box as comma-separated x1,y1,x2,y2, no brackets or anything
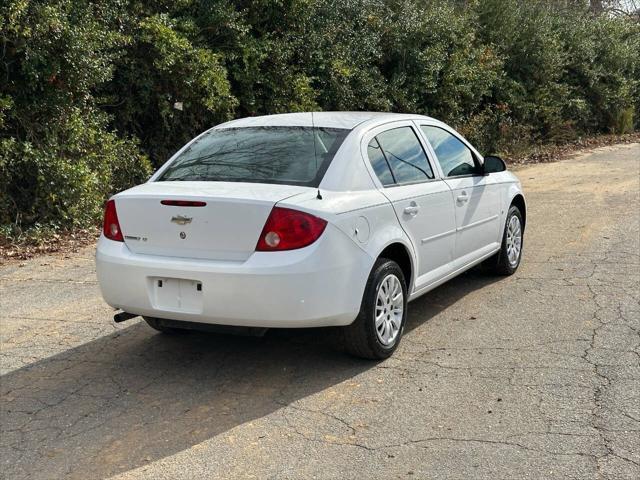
375,127,434,185
367,138,395,186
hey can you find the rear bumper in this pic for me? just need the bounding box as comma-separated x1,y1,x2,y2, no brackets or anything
96,225,371,328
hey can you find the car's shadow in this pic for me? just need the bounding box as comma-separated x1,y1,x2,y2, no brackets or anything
1,268,502,479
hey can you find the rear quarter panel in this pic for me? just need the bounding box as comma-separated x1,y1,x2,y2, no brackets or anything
282,189,417,294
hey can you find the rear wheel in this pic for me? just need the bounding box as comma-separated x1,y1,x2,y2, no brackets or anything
485,205,524,275
143,316,187,334
341,258,408,359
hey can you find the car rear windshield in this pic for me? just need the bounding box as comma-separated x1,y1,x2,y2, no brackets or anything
157,126,351,187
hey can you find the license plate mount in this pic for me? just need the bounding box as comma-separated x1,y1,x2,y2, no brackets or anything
149,277,203,313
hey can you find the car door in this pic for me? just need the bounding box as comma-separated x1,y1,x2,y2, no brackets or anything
419,124,502,266
363,122,456,291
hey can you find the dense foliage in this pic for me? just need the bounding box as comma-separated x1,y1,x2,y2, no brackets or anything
1,0,639,238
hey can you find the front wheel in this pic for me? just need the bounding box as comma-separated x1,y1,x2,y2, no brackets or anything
341,258,408,359
485,205,524,275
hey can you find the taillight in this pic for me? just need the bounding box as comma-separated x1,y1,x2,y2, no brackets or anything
256,207,327,251
103,199,124,242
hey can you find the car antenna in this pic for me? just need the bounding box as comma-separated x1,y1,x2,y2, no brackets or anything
311,111,323,200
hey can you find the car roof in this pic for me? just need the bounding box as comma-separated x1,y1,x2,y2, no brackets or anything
215,111,436,130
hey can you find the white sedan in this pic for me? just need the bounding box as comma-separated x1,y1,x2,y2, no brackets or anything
96,112,525,359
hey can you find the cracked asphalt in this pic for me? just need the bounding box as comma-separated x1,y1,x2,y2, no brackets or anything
1,143,639,480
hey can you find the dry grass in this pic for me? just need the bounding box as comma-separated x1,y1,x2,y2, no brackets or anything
0,227,99,263
508,132,640,166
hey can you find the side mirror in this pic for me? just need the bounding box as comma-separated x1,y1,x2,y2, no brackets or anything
483,155,507,174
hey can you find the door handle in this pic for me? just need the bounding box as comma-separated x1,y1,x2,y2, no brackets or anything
404,203,420,216
457,191,469,204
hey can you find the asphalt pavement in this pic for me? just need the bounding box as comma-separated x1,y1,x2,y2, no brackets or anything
1,143,638,479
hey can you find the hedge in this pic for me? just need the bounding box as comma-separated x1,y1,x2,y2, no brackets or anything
1,0,638,238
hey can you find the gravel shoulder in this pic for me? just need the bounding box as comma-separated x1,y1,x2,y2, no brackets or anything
1,143,638,479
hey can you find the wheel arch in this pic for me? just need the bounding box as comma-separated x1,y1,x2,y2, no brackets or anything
377,241,414,293
510,193,527,230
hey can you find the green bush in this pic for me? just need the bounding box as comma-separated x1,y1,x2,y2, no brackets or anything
1,0,638,240
104,10,237,166
0,109,151,236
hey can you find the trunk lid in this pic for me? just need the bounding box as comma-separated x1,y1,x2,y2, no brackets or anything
114,181,312,261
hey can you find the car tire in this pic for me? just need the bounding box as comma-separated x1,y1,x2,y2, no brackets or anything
143,316,187,334
341,258,408,360
485,205,524,276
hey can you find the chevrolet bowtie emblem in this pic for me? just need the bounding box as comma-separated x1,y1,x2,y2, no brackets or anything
171,215,192,225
